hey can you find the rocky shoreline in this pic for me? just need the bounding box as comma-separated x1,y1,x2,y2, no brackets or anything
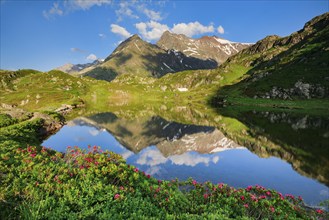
0,103,80,139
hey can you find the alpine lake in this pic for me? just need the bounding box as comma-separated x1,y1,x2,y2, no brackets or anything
42,102,329,207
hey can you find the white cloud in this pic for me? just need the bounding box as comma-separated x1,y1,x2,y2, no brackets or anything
86,54,97,61
70,47,86,53
88,128,100,136
320,189,329,196
142,8,162,21
171,21,214,37
135,20,219,41
99,33,106,38
115,2,139,21
156,1,167,7
43,0,165,24
136,149,168,166
68,0,112,10
121,151,134,160
212,156,220,163
135,21,169,41
217,25,225,34
43,0,112,18
135,148,220,167
43,2,63,19
115,2,163,22
170,153,219,167
111,24,132,39
146,166,162,175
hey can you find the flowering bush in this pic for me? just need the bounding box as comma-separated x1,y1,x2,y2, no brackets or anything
1,143,327,219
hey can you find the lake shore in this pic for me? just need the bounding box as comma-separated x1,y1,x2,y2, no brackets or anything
1,105,328,219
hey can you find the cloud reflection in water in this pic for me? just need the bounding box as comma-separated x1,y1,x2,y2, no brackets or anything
135,147,220,175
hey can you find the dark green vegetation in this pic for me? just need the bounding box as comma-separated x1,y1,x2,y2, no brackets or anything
1,12,329,219
0,109,64,150
216,106,329,186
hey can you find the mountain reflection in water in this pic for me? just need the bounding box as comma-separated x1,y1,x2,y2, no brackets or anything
218,108,329,187
42,111,329,206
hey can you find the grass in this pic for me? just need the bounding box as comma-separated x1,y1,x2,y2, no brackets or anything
0,70,87,111
1,59,329,116
0,69,41,91
0,113,18,128
0,117,326,219
213,16,329,104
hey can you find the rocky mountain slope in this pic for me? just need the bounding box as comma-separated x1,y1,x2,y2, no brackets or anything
83,35,217,81
157,31,252,65
214,12,329,101
56,59,103,74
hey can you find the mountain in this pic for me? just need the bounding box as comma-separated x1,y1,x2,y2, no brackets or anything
56,59,103,74
213,12,329,102
70,32,251,82
157,31,252,65
83,34,218,81
72,113,241,155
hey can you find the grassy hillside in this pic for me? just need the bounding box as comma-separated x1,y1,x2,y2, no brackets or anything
0,69,41,91
212,12,329,106
0,70,88,111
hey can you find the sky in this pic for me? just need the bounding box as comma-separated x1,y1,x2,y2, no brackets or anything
0,0,328,71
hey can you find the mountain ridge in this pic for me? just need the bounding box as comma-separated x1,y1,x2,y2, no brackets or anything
157,30,252,65
56,59,103,74
54,31,251,82
83,34,219,81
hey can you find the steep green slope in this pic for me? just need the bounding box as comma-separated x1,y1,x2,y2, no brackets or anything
213,12,329,104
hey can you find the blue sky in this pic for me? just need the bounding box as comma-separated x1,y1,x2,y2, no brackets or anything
1,0,328,71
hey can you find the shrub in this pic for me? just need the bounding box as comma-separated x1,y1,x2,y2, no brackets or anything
1,145,327,219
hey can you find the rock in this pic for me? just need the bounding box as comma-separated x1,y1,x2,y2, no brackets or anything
1,103,17,109
251,71,271,82
294,81,310,99
177,88,188,92
260,80,327,100
246,35,280,54
160,86,167,91
55,104,75,115
32,112,65,137
160,105,167,111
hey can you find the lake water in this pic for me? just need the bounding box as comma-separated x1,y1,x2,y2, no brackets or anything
42,110,329,206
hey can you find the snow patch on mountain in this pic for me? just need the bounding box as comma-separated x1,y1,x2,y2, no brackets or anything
157,31,253,65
